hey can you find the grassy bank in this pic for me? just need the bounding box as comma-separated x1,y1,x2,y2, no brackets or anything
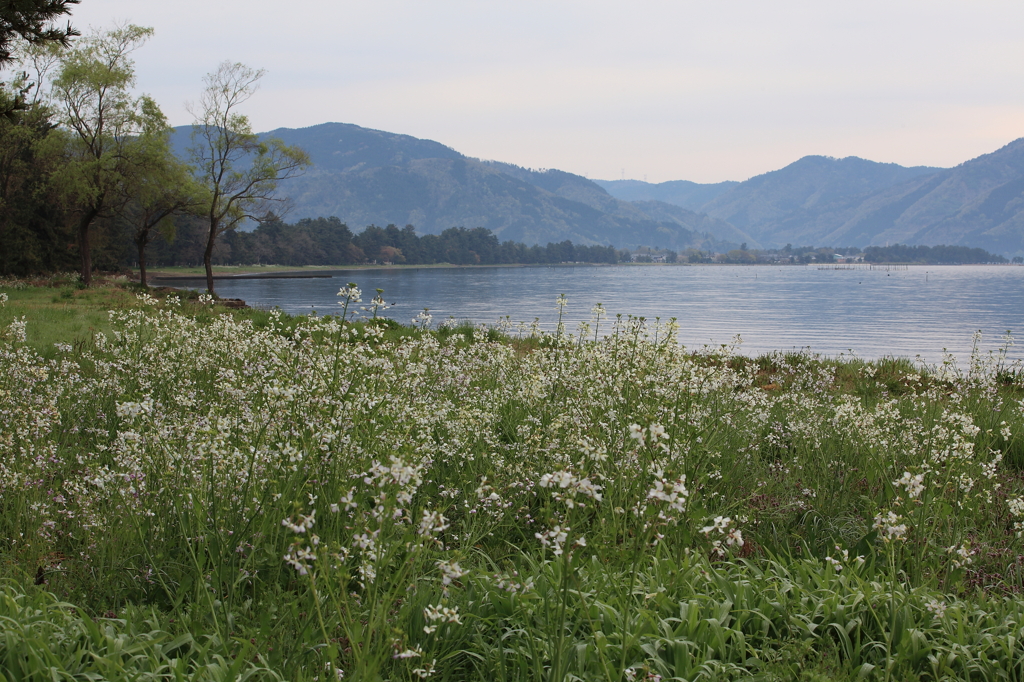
2,280,1024,680
146,264,346,278
0,275,299,361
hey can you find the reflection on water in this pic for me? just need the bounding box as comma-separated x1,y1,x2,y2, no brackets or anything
156,264,1024,363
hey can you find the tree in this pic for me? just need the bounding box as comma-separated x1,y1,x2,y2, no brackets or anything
1,0,79,117
0,84,70,275
187,61,310,295
121,132,206,287
379,245,404,264
1,0,78,68
49,24,168,286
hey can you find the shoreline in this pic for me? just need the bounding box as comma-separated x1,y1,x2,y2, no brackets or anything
146,261,629,279
145,260,1019,281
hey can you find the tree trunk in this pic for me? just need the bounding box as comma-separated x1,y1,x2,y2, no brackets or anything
77,207,99,287
203,214,218,296
137,237,148,288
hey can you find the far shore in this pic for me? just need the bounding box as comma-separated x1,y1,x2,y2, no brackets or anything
146,261,648,279
144,260,1018,280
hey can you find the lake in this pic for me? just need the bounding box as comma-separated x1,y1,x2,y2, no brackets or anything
155,264,1024,364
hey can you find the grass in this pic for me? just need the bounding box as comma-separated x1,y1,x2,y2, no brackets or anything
0,277,141,360
146,264,346,277
2,278,1024,680
0,276,290,361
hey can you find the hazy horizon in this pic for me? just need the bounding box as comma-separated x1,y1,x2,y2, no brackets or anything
62,0,1024,184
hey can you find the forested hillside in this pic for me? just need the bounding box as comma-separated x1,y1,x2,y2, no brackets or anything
169,123,749,253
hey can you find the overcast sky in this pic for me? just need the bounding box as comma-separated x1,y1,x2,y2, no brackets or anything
64,0,1024,184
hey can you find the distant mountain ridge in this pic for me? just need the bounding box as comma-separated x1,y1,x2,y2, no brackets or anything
697,155,943,238
593,179,739,211
262,122,464,172
170,123,1024,256
226,123,748,251
598,146,1024,256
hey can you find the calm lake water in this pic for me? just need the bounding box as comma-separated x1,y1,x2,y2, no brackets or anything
156,264,1024,364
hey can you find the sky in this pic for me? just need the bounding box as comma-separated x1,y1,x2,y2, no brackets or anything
63,0,1024,184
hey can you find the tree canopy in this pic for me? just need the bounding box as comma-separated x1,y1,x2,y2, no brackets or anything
188,61,310,294
49,24,171,286
0,0,79,68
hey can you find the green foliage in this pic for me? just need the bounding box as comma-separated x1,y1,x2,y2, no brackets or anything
186,61,311,295
0,0,79,79
1,25,203,284
151,219,626,267
0,584,281,681
0,96,75,276
122,127,206,287
48,23,170,286
864,243,1008,264
2,286,1024,679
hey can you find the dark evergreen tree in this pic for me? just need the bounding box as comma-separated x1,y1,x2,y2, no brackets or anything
0,0,79,67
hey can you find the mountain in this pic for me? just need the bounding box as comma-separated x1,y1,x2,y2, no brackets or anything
689,143,1024,254
261,122,464,172
593,179,738,211
696,155,942,241
247,123,749,251
810,139,1024,255
170,122,1024,256
476,161,755,246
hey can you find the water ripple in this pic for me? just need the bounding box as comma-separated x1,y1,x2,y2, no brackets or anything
163,264,1024,363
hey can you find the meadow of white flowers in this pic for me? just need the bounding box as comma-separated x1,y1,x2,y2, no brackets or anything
2,288,1024,680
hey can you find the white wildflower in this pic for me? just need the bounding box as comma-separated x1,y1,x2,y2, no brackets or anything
436,559,468,586
535,525,570,556
894,471,926,499
418,510,449,537
946,543,974,569
628,423,646,445
925,598,948,619
873,511,907,541
413,308,433,329
282,509,316,534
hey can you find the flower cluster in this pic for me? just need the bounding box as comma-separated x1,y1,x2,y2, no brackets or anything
412,308,433,329
646,469,689,519
283,545,317,576
1010,497,1024,537
628,422,669,449
925,598,948,619
873,511,908,542
436,559,467,588
946,543,974,569
422,603,461,633
535,525,579,556
538,469,603,508
701,516,744,557
282,509,317,534
894,471,926,499
2,282,1023,680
